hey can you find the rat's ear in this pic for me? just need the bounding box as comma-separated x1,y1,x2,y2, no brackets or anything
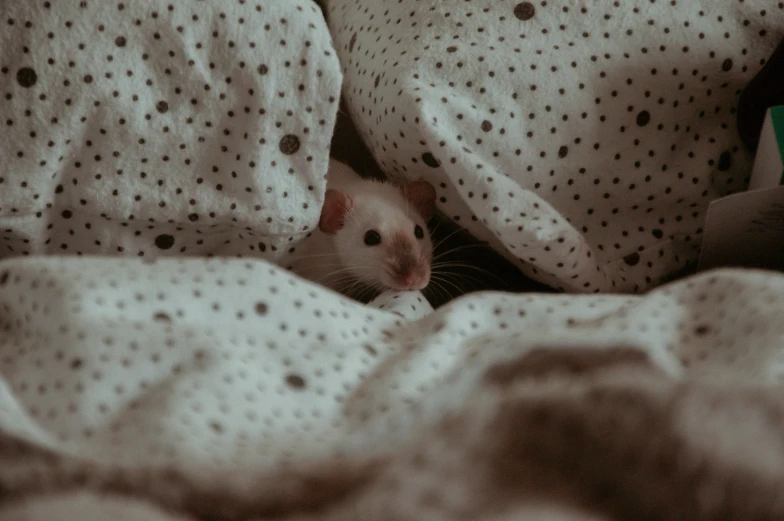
402,180,437,221
319,189,353,234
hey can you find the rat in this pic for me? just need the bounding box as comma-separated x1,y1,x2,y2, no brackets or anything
292,158,437,301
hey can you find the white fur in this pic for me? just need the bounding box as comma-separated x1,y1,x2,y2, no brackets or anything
292,159,433,298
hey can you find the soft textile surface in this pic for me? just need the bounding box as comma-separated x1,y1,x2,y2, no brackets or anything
3,2,784,519
0,0,340,262
6,361,784,521
8,361,784,521
0,0,439,310
325,0,784,293
0,257,784,519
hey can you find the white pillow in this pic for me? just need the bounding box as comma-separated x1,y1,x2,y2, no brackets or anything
0,0,341,263
325,0,783,292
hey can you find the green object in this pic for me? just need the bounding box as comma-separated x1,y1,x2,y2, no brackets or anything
772,106,784,185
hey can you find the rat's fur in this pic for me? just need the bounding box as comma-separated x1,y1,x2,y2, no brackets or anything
293,159,435,300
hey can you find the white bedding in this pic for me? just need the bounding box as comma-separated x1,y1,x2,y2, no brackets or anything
0,0,340,264
1,255,784,480
325,0,784,292
1,2,784,518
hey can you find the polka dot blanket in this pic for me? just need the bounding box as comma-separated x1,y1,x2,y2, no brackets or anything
1,0,341,265
2,2,784,519
1,257,784,520
324,0,784,293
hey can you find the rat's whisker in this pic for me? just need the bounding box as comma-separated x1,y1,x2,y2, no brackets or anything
348,278,384,302
432,266,486,285
292,252,346,260
428,217,445,235
295,261,353,271
431,243,488,262
438,280,458,302
430,227,470,252
432,269,494,292
294,251,378,263
339,282,366,300
303,265,359,280
425,279,448,303
429,274,464,297
315,275,361,288
432,263,509,285
427,277,455,303
336,266,372,287
428,273,453,288
310,266,373,285
357,284,383,303
432,261,499,271
431,261,499,272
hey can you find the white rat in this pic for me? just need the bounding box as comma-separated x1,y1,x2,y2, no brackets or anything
292,158,437,300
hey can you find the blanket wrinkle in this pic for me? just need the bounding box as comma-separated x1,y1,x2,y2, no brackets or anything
4,348,784,521
482,345,656,386
2,0,784,518
326,0,783,293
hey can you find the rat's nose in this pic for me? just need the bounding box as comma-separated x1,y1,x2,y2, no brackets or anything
396,268,424,289
402,272,421,287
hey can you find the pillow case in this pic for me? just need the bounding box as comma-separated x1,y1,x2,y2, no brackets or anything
0,0,341,262
324,0,783,292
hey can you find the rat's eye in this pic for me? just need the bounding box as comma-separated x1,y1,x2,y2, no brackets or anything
414,225,424,240
364,230,381,246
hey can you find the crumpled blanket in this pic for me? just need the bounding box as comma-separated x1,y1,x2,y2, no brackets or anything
0,256,783,519
3,343,784,521
0,0,439,314
0,0,340,264
3,1,784,519
325,0,784,293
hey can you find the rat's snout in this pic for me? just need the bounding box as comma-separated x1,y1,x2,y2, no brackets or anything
399,269,423,288
383,233,431,291
392,260,413,279
390,258,429,290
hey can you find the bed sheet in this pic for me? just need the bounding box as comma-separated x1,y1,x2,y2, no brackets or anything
0,0,340,263
325,0,784,293
1,255,783,473
0,255,783,519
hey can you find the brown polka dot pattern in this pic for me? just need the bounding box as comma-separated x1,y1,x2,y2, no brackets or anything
324,0,784,293
0,255,782,477
0,256,416,473
0,1,341,264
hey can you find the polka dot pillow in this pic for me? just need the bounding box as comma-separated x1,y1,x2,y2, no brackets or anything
324,0,784,293
0,1,341,264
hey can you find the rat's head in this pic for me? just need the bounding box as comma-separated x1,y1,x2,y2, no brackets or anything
318,180,436,292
